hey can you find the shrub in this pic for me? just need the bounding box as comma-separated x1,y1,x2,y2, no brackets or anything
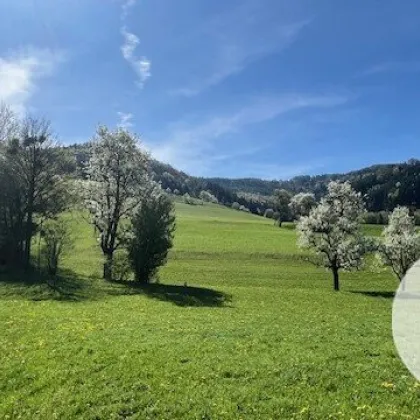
364,212,378,224
231,202,240,210
363,211,389,225
127,193,176,283
414,210,420,226
378,211,389,225
183,193,195,205
199,190,218,204
173,189,180,195
264,208,274,218
41,218,73,276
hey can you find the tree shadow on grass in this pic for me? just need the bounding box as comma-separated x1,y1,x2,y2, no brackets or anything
0,267,93,302
109,280,232,308
350,290,395,299
0,267,232,307
43,270,95,302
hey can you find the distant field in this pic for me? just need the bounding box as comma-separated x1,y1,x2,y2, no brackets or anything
1,203,418,419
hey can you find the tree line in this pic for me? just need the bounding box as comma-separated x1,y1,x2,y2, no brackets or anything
60,142,419,220
207,159,420,212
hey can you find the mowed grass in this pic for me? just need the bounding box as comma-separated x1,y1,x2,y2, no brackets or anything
1,203,419,419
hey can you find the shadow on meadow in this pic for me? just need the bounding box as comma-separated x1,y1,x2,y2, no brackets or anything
0,267,231,307
0,267,94,302
350,290,395,299
109,280,232,307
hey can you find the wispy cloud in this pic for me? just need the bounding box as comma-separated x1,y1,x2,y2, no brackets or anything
121,27,151,88
0,48,64,114
171,2,311,97
117,111,134,128
121,0,136,20
119,0,151,88
147,92,349,175
360,61,420,77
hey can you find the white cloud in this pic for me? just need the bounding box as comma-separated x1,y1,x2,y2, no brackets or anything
121,26,151,88
117,111,134,128
119,0,150,87
0,48,64,114
147,92,349,175
360,61,420,77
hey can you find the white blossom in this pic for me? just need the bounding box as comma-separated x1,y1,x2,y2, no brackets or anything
378,206,420,281
297,181,367,291
199,190,218,204
82,126,156,278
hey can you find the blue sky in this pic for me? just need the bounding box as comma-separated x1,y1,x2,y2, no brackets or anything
0,0,419,179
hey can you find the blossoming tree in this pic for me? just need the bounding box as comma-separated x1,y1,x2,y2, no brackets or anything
84,126,151,280
378,206,420,282
297,181,367,291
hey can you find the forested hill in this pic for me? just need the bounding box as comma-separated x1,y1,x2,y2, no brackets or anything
63,143,419,212
207,159,420,211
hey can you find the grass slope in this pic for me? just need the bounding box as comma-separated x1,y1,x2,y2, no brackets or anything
1,203,418,419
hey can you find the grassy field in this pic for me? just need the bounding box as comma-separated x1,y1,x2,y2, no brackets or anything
1,203,419,419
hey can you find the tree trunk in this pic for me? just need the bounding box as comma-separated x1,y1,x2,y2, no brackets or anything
24,163,36,269
23,208,33,268
103,252,113,280
332,268,340,291
400,276,406,292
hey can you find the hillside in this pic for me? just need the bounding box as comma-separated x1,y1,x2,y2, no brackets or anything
63,144,419,212
208,159,420,211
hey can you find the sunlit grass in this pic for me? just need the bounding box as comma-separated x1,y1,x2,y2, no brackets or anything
1,203,416,419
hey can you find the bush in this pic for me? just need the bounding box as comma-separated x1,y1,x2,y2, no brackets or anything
127,193,176,283
41,218,73,276
363,211,389,225
378,211,389,225
183,193,195,205
239,205,250,212
414,210,420,226
199,190,218,204
364,212,380,224
231,202,240,210
264,208,274,218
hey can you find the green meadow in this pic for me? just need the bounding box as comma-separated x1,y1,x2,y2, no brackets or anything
1,203,419,419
